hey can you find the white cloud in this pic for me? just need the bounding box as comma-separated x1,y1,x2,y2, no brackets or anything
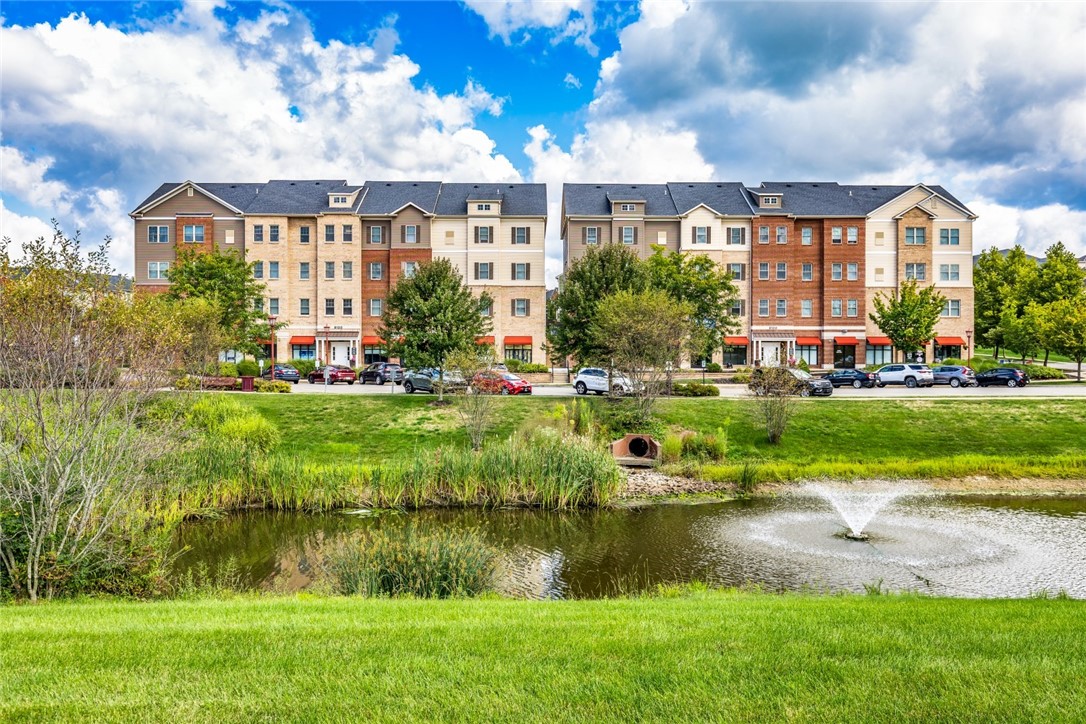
462,0,598,54
563,73,581,89
0,198,56,248
971,199,1086,261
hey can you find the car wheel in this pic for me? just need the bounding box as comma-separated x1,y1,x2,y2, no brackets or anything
594,391,603,396
404,381,414,393
377,375,385,385
1007,379,1018,388
905,377,917,388
950,378,960,388
575,381,587,395
612,385,626,396
500,387,509,395
877,382,886,388
348,381,354,386
800,388,811,398
852,380,862,389
292,380,298,385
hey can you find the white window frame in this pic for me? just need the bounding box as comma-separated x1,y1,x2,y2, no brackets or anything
325,298,335,316
513,263,528,281
758,262,769,281
801,299,812,318
729,228,744,245
147,225,169,243
325,225,335,243
695,226,708,244
847,263,858,281
847,226,858,244
905,227,926,245
253,261,264,280
513,299,529,317
369,263,383,280
477,203,491,211
370,226,383,244
847,299,858,317
831,226,842,244
776,262,787,280
343,225,353,243
758,299,769,317
802,263,813,281
831,299,843,317
269,261,279,280
147,261,169,280
776,299,787,317
940,264,960,281
343,298,353,316
776,226,787,244
403,261,418,279
940,228,960,246
299,262,310,281
269,298,279,316
801,227,812,246
325,261,335,280
586,227,598,245
513,227,528,245
758,226,769,244
943,299,961,317
269,225,280,243
342,261,353,280
370,299,383,317
253,225,264,243
405,225,419,244
300,298,310,316
621,226,635,245
183,225,204,243
832,263,843,281
300,226,310,244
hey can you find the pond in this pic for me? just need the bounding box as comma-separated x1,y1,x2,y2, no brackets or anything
172,492,1086,599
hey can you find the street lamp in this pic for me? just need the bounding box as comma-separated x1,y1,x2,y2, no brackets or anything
966,329,973,364
267,315,277,380
324,325,331,365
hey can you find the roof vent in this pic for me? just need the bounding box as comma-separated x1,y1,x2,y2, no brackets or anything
812,184,819,187
595,185,602,189
315,182,321,185
230,185,236,188
386,183,392,186
871,187,878,190
412,183,418,186
688,184,694,188
785,184,793,188
289,182,295,185
716,184,722,188
473,184,479,188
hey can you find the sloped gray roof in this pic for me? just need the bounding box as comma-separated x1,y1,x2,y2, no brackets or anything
131,182,266,214
751,182,976,217
358,181,442,215
436,183,547,216
245,180,350,215
563,184,677,216
667,182,754,216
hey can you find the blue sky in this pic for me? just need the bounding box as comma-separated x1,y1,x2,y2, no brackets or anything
2,0,1084,284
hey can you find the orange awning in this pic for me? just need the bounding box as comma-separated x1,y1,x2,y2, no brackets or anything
935,336,965,345
724,336,749,346
475,336,495,345
866,336,892,346
834,337,859,345
503,336,533,345
795,336,822,346
289,336,316,345
362,336,384,345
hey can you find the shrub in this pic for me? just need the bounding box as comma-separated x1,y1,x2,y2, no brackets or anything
671,381,720,397
217,362,239,378
253,379,292,393
732,372,752,384
681,427,728,461
796,359,810,373
290,358,317,377
173,375,200,390
320,526,497,598
705,362,723,373
187,395,249,431
217,415,281,454
660,433,684,464
237,359,260,377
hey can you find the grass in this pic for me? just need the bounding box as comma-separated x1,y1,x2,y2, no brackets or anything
975,346,1074,364
2,593,1083,721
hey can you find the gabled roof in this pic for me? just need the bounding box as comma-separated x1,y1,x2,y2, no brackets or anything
130,181,265,216
358,181,442,215
563,184,677,216
858,183,976,218
245,180,350,215
750,182,874,217
892,202,938,220
435,183,547,216
667,182,754,216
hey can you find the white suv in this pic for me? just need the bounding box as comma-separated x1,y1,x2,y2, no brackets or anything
572,367,637,395
875,364,935,388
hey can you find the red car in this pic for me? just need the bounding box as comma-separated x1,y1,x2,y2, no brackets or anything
307,365,357,385
473,370,532,395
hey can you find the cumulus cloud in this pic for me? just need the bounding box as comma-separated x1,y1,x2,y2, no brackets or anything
462,0,598,54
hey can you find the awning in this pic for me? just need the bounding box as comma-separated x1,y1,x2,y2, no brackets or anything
795,336,822,346
503,336,533,345
934,336,965,346
289,336,316,345
257,339,272,346
475,336,495,345
362,336,385,346
724,336,749,346
866,336,892,346
834,337,859,346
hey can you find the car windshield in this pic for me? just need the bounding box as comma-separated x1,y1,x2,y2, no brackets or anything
501,373,520,381
790,368,813,380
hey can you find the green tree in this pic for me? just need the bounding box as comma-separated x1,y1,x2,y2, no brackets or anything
1038,296,1086,381
973,248,1008,355
165,248,267,354
1003,302,1041,362
547,244,648,366
1030,242,1086,364
645,246,739,363
868,279,947,360
380,259,492,402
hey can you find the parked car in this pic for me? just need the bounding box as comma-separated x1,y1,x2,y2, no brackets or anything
932,365,977,388
874,364,934,388
473,370,532,395
359,362,403,385
261,363,300,384
975,367,1029,388
572,367,638,395
822,368,877,389
402,368,466,394
307,365,357,385
750,366,833,397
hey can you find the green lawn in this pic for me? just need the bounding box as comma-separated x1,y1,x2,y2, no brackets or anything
975,346,1073,364
2,594,1082,722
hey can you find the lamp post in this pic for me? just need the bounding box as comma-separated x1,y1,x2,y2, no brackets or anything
324,325,331,364
267,315,277,380
966,329,973,364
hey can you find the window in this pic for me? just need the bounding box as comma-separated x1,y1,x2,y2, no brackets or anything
183,225,204,243
585,227,598,245
513,227,528,244
505,345,532,363
480,300,492,317
757,299,769,317
253,225,264,243
940,228,960,245
875,267,885,282
333,195,347,204
758,226,769,244
695,226,708,244
763,196,779,206
403,261,418,279
621,226,635,244
370,299,383,317
254,298,263,313
325,225,335,242
801,299,812,318
728,263,745,281
905,227,926,245
776,226,787,244
619,203,635,212
147,225,169,243
269,225,279,243
905,263,926,281
324,262,335,280
776,262,787,280
728,228,744,245
342,261,353,280
343,225,353,243
832,263,843,281
300,298,310,316
866,345,892,365
405,225,418,244
758,262,770,281
148,261,169,279
802,263,813,281
776,299,787,317
269,298,279,316
299,262,310,280
300,226,310,244
796,345,819,367
801,227,812,246
325,298,335,316
832,299,843,317
512,299,530,317
730,300,744,317
269,261,279,280
943,299,961,317
370,226,383,244
831,227,842,244
940,264,960,281
847,226,858,244
253,261,264,280
512,263,530,281
474,262,493,281
847,263,858,281
477,203,491,211
847,299,858,317
369,263,383,280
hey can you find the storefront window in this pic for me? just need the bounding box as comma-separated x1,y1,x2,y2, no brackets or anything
934,345,961,361
834,344,856,369
364,346,388,365
504,345,532,363
796,345,819,367
865,345,892,366
291,345,316,360
722,345,747,366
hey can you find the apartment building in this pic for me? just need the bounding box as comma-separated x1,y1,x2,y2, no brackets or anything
131,179,547,365
561,182,976,368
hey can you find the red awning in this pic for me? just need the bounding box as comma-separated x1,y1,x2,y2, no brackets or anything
257,339,272,346
934,336,965,346
503,336,533,345
795,336,822,346
362,336,384,345
834,337,859,346
475,336,495,345
289,336,316,345
724,336,749,346
866,336,892,346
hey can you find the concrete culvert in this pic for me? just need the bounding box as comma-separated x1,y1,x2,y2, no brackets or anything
610,434,660,467
628,436,651,458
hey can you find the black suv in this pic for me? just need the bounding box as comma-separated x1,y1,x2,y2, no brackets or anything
360,362,403,385
975,367,1029,388
822,368,877,389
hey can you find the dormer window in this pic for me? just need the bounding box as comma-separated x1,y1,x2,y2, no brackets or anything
477,203,491,211
329,194,352,207
762,196,779,207
619,203,636,212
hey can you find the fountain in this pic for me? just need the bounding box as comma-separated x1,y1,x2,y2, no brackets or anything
804,482,917,540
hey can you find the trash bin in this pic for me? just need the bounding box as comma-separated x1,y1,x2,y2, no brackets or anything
240,375,255,392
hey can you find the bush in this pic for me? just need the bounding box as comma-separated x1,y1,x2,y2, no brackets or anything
217,415,281,454
237,359,260,377
320,526,497,598
705,362,723,373
671,381,720,397
503,359,549,374
253,379,292,393
187,395,249,431
217,362,239,378
290,358,317,377
173,375,200,390
660,433,683,464
682,427,728,461
732,372,752,384
796,359,810,373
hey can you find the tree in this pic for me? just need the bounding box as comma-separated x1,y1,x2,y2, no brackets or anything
547,244,648,366
591,289,694,421
1029,242,1086,365
973,248,1008,355
165,247,268,354
868,279,947,361
446,347,501,450
748,367,804,444
645,246,739,363
380,258,492,403
1040,296,1086,381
